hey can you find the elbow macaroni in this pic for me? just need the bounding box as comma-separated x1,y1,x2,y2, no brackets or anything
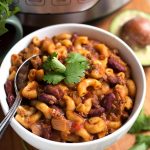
76,98,92,115
63,95,76,111
94,43,109,59
77,78,102,97
15,105,42,129
21,81,38,99
84,117,106,134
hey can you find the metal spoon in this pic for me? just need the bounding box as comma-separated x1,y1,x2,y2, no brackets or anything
0,54,37,139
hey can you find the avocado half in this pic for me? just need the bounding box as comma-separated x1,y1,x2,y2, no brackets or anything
109,10,150,66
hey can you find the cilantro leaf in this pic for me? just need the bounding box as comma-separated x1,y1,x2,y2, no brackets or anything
64,52,89,84
66,52,88,64
43,56,52,71
43,54,66,73
51,57,66,73
43,72,65,85
81,61,90,70
64,62,86,84
129,143,148,150
51,52,57,58
129,110,150,133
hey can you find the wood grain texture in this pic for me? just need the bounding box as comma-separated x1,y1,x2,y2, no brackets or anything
0,0,150,149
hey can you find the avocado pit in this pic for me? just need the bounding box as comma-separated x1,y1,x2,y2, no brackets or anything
120,17,150,47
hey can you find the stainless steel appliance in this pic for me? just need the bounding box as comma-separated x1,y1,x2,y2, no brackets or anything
14,0,130,27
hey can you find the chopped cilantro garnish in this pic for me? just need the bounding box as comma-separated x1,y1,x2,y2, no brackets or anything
66,52,88,64
50,57,66,73
64,53,89,84
43,72,65,85
43,56,52,71
42,52,89,85
64,62,86,84
43,53,66,73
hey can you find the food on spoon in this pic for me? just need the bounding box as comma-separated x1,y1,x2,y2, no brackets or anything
110,10,150,66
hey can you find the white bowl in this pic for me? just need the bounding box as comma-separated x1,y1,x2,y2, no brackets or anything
0,24,146,150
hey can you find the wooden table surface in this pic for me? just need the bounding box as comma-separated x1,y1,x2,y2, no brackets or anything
1,0,150,149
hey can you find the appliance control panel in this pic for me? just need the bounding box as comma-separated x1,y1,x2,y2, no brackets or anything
15,0,99,14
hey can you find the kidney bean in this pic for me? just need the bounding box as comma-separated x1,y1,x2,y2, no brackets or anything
4,80,14,97
4,80,15,107
107,75,118,85
71,33,78,44
67,45,74,52
83,44,95,52
7,95,15,107
38,93,57,104
44,85,64,100
108,56,126,72
101,93,116,112
89,107,105,117
107,74,126,85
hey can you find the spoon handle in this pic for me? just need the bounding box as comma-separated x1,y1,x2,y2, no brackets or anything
0,93,22,139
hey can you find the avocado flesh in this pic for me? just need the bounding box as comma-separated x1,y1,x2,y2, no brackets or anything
133,45,150,66
110,10,150,66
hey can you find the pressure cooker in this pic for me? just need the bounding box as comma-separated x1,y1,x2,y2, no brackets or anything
13,0,130,27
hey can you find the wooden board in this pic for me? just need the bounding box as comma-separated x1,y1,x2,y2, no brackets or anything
0,0,150,149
